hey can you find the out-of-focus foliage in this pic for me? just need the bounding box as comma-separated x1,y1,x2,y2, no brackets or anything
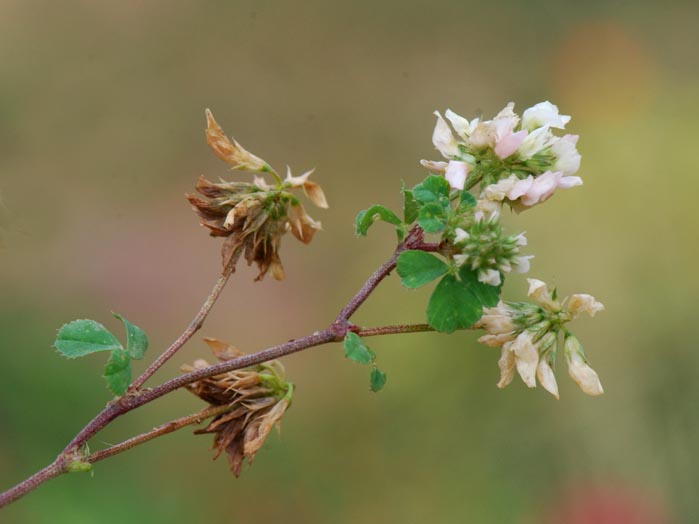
1,0,697,522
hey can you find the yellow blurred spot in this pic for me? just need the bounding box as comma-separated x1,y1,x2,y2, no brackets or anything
551,22,657,122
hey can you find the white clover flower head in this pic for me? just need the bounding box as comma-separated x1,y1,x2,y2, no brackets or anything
522,101,571,131
476,279,604,398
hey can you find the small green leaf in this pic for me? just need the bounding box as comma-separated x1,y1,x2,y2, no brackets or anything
370,367,387,392
355,205,402,236
418,203,447,233
343,332,376,365
397,250,449,288
104,349,132,396
54,319,123,358
413,175,450,204
402,184,420,224
460,191,477,208
427,275,484,333
113,313,148,360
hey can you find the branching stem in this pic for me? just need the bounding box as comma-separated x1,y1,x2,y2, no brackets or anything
0,226,448,508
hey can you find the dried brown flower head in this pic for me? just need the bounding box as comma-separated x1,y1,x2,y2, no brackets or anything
182,338,293,477
187,110,327,280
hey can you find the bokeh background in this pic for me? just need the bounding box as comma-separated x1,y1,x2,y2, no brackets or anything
1,1,697,522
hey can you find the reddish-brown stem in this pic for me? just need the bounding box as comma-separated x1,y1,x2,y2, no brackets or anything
130,257,237,391
0,226,448,508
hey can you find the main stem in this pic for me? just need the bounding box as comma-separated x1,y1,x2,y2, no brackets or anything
0,227,434,508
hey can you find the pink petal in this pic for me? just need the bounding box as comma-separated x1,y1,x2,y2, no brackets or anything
494,130,528,160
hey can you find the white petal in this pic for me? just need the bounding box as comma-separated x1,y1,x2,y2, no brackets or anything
420,159,448,173
567,350,604,396
567,294,605,318
445,109,471,140
445,160,469,190
454,228,470,243
478,268,502,287
558,175,583,189
513,255,534,274
506,176,535,201
511,332,538,388
453,254,469,267
483,174,520,201
537,359,560,399
551,134,582,175
432,111,460,158
522,101,571,131
517,126,553,159
497,344,517,388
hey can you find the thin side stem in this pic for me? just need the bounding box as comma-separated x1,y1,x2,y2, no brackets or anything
356,323,435,337
130,257,237,391
88,404,232,464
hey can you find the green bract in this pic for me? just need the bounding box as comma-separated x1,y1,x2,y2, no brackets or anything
54,314,149,396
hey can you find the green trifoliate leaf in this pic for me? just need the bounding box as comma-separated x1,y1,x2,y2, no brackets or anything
355,205,402,237
103,349,132,396
370,366,387,392
402,184,420,224
460,191,477,208
112,312,148,359
343,332,376,365
427,274,484,333
397,250,449,288
413,175,450,204
426,266,503,333
54,319,123,358
418,203,447,233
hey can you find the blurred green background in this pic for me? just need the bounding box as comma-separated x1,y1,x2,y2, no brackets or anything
1,1,697,522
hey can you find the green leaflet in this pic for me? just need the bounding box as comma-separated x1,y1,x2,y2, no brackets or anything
355,205,402,237
113,312,149,359
103,349,132,396
426,266,502,333
418,203,447,233
54,320,122,358
397,250,449,289
343,332,376,364
54,314,149,396
370,367,387,392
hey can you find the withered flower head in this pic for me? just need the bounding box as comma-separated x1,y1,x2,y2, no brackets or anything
183,337,293,477
187,110,327,280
